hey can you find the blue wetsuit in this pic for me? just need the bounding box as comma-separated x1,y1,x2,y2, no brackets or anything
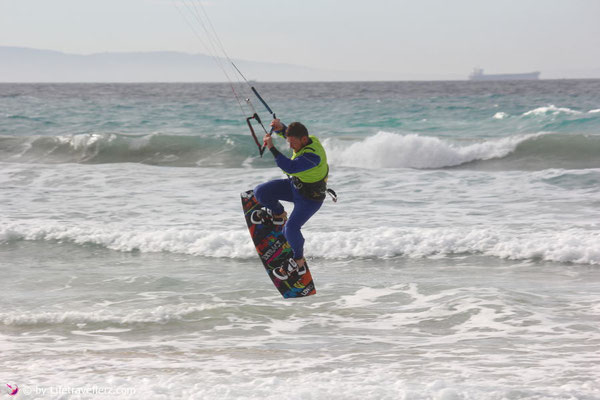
254,141,323,260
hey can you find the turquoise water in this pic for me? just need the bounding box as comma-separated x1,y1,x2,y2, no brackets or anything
3,81,600,136
2,81,600,169
1,81,600,399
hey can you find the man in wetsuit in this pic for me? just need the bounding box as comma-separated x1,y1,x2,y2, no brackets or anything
254,119,329,280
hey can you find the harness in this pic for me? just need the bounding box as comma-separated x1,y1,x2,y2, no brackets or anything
288,136,336,202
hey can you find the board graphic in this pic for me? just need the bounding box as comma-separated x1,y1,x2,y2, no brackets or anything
241,190,316,298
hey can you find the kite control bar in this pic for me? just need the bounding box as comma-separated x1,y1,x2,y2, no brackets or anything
244,85,277,157
230,62,279,156
246,113,267,157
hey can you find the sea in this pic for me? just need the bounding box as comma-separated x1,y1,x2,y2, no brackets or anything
1,80,599,400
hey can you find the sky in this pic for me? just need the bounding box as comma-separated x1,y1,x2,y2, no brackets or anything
1,0,600,80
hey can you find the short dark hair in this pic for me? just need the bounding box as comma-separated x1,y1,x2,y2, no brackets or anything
285,122,308,138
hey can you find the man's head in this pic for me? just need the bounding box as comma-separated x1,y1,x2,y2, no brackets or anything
285,122,309,151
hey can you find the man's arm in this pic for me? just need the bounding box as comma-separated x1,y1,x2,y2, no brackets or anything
270,147,321,174
263,133,321,175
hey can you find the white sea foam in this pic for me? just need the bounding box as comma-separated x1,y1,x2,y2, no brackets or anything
492,111,509,119
0,303,224,326
2,222,599,265
7,366,593,400
3,80,600,400
5,282,599,399
0,223,254,258
522,104,582,116
310,227,600,264
324,131,536,169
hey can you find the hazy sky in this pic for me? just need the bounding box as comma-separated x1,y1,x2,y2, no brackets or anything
2,0,600,79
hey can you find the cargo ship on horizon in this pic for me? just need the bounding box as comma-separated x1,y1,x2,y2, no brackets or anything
469,68,540,81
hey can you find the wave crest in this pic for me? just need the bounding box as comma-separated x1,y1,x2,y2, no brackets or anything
2,223,599,265
325,131,600,170
0,132,258,167
325,131,526,169
2,129,599,170
522,105,583,116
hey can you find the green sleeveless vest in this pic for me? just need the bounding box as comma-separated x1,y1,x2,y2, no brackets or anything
289,135,328,183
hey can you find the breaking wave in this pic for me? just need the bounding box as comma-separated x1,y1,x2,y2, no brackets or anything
2,130,600,170
522,105,584,116
2,222,599,265
0,132,262,167
325,131,600,170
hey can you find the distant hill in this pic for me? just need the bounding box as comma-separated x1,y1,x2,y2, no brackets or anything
0,46,353,82
3,47,598,82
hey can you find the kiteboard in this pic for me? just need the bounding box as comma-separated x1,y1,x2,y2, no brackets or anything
241,190,316,298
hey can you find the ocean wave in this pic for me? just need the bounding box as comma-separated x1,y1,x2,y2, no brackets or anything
488,104,600,134
522,105,583,116
326,131,600,170
486,132,600,170
325,131,528,169
0,302,224,326
2,129,599,170
0,132,263,167
0,223,254,258
2,223,599,265
311,227,600,265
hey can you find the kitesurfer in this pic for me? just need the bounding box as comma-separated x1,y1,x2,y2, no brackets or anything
254,119,329,280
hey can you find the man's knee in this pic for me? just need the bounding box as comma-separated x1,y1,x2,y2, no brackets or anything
253,183,267,203
284,220,302,238
284,222,303,241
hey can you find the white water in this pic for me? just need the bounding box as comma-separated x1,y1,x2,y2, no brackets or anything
2,160,599,400
2,161,599,263
3,79,600,400
324,131,532,169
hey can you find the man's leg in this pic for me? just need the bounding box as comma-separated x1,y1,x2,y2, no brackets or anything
254,179,294,215
284,197,323,261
